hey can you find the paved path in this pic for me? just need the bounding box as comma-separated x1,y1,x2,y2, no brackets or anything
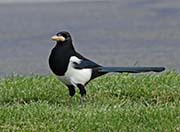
0,0,180,76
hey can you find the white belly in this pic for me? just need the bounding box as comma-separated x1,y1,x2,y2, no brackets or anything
58,68,92,86
58,56,92,86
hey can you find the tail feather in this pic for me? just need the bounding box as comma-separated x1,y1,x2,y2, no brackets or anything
99,67,165,73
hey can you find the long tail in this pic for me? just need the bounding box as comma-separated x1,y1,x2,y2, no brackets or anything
98,67,165,73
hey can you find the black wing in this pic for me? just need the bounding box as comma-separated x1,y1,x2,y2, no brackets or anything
73,52,101,69
73,59,101,69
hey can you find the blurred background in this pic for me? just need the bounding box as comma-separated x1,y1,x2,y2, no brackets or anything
0,0,180,76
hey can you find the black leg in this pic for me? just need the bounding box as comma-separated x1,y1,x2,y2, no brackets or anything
67,85,75,97
77,84,86,96
77,84,86,104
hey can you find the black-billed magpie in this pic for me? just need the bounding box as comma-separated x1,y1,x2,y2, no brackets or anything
49,31,165,102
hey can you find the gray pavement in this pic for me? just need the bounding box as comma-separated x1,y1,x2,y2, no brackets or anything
0,0,180,76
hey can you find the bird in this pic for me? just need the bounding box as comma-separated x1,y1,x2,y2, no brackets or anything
48,31,165,103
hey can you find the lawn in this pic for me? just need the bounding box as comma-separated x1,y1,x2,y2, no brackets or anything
0,72,180,132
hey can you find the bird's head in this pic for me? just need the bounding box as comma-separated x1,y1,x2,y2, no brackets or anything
51,31,72,43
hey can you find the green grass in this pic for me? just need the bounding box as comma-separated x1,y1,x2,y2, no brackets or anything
0,72,180,132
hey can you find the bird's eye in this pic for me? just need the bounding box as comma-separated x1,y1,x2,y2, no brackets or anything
62,34,68,39
56,33,61,36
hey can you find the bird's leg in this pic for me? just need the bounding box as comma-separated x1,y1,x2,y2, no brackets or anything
67,85,75,105
80,95,85,105
77,84,86,105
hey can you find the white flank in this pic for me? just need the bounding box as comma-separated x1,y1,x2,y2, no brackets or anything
58,56,92,86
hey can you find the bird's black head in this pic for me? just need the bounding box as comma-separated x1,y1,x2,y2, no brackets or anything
51,31,72,43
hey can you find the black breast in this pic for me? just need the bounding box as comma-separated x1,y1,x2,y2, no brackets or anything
49,46,74,76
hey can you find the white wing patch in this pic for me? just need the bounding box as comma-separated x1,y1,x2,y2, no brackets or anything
58,56,92,86
70,56,81,64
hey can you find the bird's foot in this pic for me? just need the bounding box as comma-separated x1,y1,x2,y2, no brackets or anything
68,96,73,107
79,96,86,105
